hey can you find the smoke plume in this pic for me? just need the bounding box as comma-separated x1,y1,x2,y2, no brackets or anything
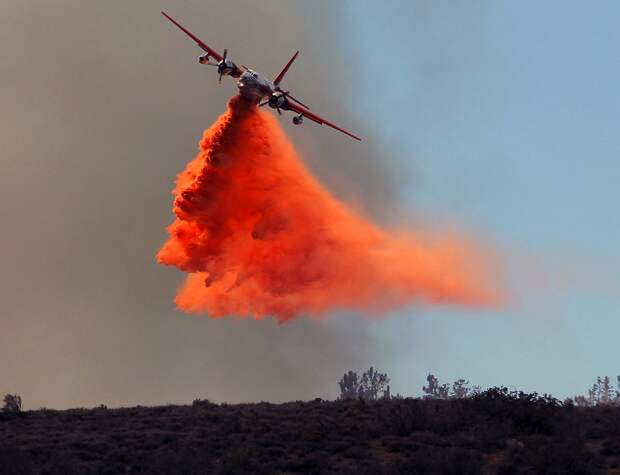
157,96,502,322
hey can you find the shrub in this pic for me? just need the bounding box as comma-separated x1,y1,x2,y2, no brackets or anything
0,443,35,475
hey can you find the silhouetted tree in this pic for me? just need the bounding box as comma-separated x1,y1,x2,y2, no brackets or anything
600,376,614,405
382,385,391,400
573,395,590,407
587,378,599,406
422,374,450,400
471,385,483,396
451,379,471,399
2,394,22,413
570,375,618,406
339,367,391,400
339,371,360,400
360,367,390,400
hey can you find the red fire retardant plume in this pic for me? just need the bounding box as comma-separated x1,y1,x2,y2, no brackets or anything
157,96,502,322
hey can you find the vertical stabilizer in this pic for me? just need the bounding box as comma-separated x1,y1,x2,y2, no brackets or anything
273,51,299,86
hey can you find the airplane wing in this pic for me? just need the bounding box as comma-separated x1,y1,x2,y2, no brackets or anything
161,11,223,63
287,101,362,141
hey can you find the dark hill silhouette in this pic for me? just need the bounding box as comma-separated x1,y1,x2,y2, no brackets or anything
1,389,619,474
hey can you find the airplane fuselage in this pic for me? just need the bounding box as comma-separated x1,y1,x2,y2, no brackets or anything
236,69,276,104
219,62,293,110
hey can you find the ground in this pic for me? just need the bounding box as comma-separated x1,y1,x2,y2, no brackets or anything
2,393,620,474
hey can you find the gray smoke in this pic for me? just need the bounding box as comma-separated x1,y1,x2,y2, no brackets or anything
0,0,403,408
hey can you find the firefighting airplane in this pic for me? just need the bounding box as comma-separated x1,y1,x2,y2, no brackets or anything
161,11,361,141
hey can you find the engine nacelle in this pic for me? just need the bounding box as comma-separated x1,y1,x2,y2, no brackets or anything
268,92,287,109
218,60,242,78
292,115,304,125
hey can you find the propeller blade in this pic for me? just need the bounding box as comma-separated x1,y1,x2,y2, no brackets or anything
223,48,228,61
258,101,269,107
219,73,223,84
276,107,282,116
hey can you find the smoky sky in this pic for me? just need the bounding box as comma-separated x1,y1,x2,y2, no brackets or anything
0,0,407,408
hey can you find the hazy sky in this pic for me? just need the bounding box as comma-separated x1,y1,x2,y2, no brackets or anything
1,1,619,408
341,0,620,397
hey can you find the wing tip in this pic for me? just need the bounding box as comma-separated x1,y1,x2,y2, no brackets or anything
340,129,363,141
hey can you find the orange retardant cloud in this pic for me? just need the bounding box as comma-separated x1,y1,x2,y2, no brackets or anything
157,96,503,322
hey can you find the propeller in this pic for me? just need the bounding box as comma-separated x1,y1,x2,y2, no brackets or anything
260,92,284,115
218,48,228,84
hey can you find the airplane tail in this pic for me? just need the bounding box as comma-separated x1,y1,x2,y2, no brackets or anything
273,51,299,86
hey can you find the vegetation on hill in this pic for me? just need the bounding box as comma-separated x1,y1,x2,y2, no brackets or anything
3,371,620,474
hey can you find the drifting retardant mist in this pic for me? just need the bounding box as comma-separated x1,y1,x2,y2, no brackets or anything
157,96,502,322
